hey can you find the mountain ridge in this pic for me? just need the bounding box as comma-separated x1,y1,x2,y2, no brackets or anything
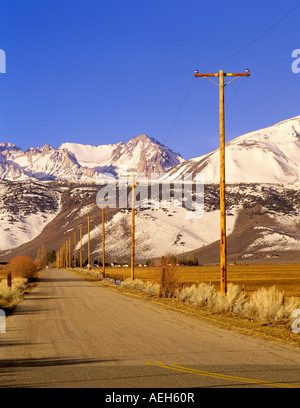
166,115,300,184
0,134,184,182
0,115,299,263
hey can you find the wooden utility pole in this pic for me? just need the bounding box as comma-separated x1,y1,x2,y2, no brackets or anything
68,237,71,269
91,204,113,278
65,240,68,269
120,174,137,280
60,246,62,268
76,226,85,269
194,69,250,294
83,216,96,270
73,231,77,268
102,206,106,276
131,174,135,281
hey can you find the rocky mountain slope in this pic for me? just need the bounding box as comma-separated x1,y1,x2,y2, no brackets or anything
0,180,299,265
0,116,299,264
166,115,300,184
0,134,184,183
61,134,184,175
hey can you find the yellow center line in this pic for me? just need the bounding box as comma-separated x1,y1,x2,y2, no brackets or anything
146,361,300,388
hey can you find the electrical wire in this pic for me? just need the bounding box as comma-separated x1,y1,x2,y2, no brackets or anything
161,2,300,154
251,56,292,71
163,77,195,144
202,1,300,70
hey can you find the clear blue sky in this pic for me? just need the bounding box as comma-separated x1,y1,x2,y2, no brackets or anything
0,0,299,160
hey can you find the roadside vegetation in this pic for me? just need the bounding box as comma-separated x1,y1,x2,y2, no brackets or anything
120,279,300,324
0,247,47,312
74,255,300,345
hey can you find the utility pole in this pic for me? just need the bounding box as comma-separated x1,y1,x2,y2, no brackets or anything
68,237,71,269
76,226,85,269
83,216,96,270
61,245,64,268
73,231,77,268
91,204,113,278
120,174,136,280
65,240,68,269
60,246,63,268
194,69,250,295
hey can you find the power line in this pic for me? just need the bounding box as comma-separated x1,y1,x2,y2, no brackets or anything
251,56,292,71
163,77,195,144
203,2,300,70
162,3,299,153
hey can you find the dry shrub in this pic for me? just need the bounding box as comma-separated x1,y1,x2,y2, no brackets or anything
0,278,27,303
246,286,300,322
121,278,159,296
177,282,246,315
214,283,247,315
8,255,38,280
178,283,216,309
158,254,178,298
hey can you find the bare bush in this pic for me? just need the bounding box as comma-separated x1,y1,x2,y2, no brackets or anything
158,254,178,298
7,255,38,280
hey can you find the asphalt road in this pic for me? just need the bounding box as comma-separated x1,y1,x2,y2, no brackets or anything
1,268,300,389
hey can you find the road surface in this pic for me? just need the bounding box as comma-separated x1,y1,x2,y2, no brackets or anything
1,268,300,388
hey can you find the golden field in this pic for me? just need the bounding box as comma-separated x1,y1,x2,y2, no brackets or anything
1,263,300,298
103,264,300,298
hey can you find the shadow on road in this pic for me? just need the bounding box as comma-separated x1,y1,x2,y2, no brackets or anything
0,357,119,368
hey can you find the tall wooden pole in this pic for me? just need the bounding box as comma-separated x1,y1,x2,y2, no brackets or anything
194,69,250,294
65,241,68,269
131,175,135,281
77,226,85,269
80,228,82,268
69,237,71,269
87,217,91,270
91,204,113,278
83,216,95,270
102,206,106,277
73,231,76,268
61,246,63,268
219,70,227,295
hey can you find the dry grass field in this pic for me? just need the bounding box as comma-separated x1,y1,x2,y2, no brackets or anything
0,264,300,297
103,264,300,298
1,263,300,299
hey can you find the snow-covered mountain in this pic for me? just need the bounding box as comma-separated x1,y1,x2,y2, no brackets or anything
0,135,183,182
1,180,299,264
0,116,300,263
0,142,97,182
166,115,300,184
60,134,184,175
